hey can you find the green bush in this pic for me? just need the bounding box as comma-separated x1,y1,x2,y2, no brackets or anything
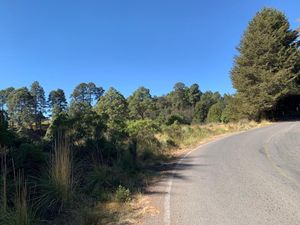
207,103,223,123
166,114,186,126
115,185,130,203
12,143,46,176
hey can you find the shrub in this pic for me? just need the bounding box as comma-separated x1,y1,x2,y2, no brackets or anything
207,103,223,123
12,143,46,176
166,114,186,126
115,185,130,203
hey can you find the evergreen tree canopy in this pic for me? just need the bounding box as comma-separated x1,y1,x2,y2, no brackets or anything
128,87,154,120
231,8,300,120
188,83,202,107
48,89,68,116
7,87,34,130
71,82,104,106
0,87,15,110
95,87,128,138
30,81,46,129
169,82,190,111
194,91,221,123
207,102,223,123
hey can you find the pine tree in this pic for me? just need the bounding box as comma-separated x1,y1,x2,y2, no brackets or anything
48,89,68,116
71,82,104,106
231,8,300,120
30,81,46,130
7,88,34,130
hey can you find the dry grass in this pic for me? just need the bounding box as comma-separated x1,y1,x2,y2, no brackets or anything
158,120,271,156
13,173,33,225
0,154,35,225
89,194,158,225
52,131,73,199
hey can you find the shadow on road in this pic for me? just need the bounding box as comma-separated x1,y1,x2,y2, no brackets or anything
144,154,211,196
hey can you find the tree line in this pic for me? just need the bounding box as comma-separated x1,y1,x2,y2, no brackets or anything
0,81,229,134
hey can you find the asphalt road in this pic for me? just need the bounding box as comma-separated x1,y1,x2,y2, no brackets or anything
143,122,300,225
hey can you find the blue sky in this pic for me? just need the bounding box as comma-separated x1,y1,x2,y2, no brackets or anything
0,0,299,98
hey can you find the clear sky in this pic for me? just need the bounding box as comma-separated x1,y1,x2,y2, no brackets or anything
0,0,299,98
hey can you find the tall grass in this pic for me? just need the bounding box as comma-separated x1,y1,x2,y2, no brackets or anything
36,130,74,217
52,131,73,199
10,173,34,225
0,149,35,225
0,146,7,213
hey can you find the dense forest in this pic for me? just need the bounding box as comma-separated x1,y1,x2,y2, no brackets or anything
0,7,300,225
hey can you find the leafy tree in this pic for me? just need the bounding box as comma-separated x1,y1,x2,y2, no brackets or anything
188,83,202,107
30,81,46,130
231,8,300,120
95,87,128,140
71,82,104,106
48,89,68,116
193,91,221,123
153,96,172,123
169,82,190,111
207,102,223,123
0,87,15,110
128,87,154,119
7,87,34,130
221,94,243,122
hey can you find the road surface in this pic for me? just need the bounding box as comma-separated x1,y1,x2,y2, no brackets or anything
143,122,300,225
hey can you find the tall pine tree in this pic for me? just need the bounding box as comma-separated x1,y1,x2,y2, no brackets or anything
231,8,300,120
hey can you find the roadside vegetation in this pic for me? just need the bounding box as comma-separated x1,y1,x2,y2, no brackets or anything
0,7,299,225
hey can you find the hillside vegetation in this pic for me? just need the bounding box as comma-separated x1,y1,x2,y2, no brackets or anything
0,7,299,225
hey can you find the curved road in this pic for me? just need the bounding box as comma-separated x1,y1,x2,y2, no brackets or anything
144,122,300,225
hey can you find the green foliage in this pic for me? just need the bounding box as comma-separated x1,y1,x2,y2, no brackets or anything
126,119,160,137
162,122,184,144
0,110,14,146
128,87,154,120
0,87,15,110
30,81,46,131
165,114,186,125
221,95,245,122
95,87,128,141
36,132,73,218
153,96,172,123
45,112,71,140
169,82,190,111
12,144,46,176
7,88,34,131
126,119,161,167
188,83,202,107
71,82,104,106
193,91,221,123
231,8,300,120
48,89,68,116
72,109,106,144
115,185,130,203
207,102,223,123
0,167,36,225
